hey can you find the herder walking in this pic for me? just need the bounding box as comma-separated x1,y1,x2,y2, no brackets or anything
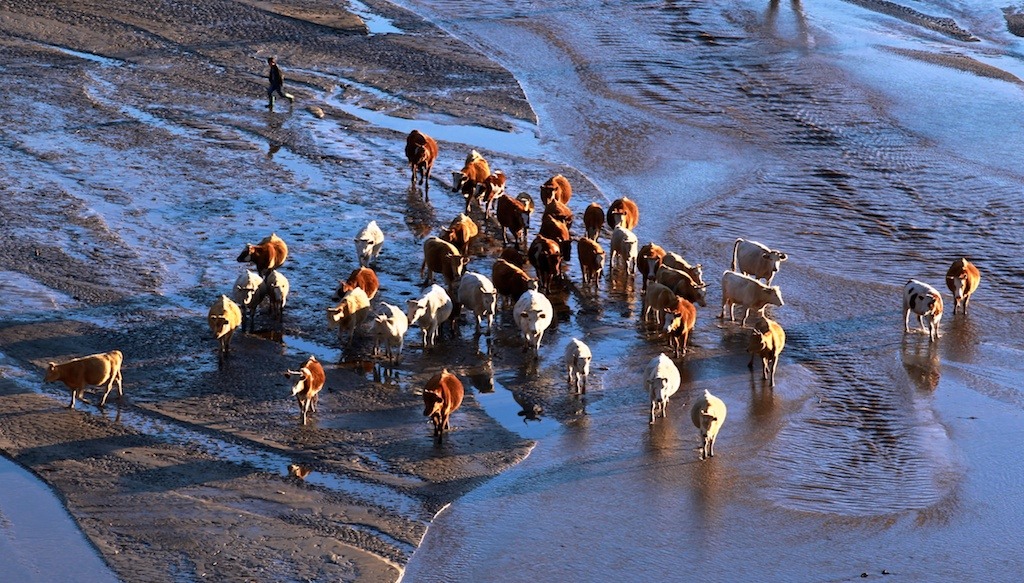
266,56,295,111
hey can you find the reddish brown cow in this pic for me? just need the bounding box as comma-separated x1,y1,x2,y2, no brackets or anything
638,242,667,293
606,197,639,230
286,355,326,425
237,233,288,276
406,129,438,196
663,251,705,287
422,236,470,288
540,213,573,262
492,258,538,308
583,202,604,241
577,237,606,288
663,297,698,358
423,369,465,444
542,199,574,229
529,234,563,293
43,350,124,409
453,151,492,214
499,246,529,268
540,174,572,206
440,213,479,257
496,193,533,250
332,266,379,302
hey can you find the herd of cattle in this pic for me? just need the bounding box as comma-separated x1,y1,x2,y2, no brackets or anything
41,129,982,459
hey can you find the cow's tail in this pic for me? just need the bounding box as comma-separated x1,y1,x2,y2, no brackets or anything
731,238,742,272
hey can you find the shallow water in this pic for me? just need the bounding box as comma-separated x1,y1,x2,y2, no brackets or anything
396,0,1024,580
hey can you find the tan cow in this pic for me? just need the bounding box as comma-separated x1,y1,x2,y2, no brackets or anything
44,350,124,409
327,287,371,347
945,258,980,315
440,213,479,257
421,236,470,289
237,233,288,276
406,129,439,196
540,174,572,206
606,197,639,230
747,316,786,387
423,369,465,444
732,238,787,286
720,270,783,327
208,294,242,363
286,355,326,425
643,282,678,326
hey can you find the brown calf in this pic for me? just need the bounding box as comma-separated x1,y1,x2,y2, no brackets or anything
664,297,698,358
945,257,980,315
440,213,479,257
422,236,470,288
542,199,574,229
529,234,563,293
638,242,666,293
423,369,464,444
496,193,532,250
747,316,785,387
577,237,606,288
583,202,604,241
540,213,573,262
44,350,124,409
453,151,492,214
492,258,538,308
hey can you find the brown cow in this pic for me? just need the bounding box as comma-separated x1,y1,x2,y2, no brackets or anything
577,237,606,289
643,281,678,326
440,213,479,257
656,265,708,307
237,233,288,276
583,202,604,241
406,129,438,196
492,258,538,308
499,246,529,268
496,193,533,250
208,294,243,361
540,213,573,262
606,197,639,230
529,234,563,293
540,174,572,206
286,355,326,425
453,150,492,214
422,236,470,288
945,257,980,315
423,369,465,444
43,350,124,409
638,242,666,293
542,199,574,229
663,297,698,358
747,316,785,387
332,266,379,302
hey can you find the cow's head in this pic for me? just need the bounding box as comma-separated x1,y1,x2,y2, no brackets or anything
43,363,59,383
423,387,444,418
452,171,469,193
761,250,788,274
406,298,428,324
236,244,256,263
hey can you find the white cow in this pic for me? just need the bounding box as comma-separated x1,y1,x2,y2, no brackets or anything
564,338,592,394
251,269,290,326
406,284,454,349
691,389,727,460
355,220,385,267
327,287,371,347
368,302,409,363
610,225,639,276
903,279,943,342
232,269,263,331
513,289,554,356
732,238,787,286
457,271,498,335
720,270,784,327
645,353,680,424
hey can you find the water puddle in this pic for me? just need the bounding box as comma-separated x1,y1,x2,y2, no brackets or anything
347,0,404,35
474,376,561,440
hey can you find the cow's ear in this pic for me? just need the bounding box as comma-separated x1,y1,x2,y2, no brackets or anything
695,263,702,269
48,362,56,370
780,253,789,261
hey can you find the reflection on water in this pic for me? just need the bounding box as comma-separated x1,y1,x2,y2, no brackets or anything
902,337,941,393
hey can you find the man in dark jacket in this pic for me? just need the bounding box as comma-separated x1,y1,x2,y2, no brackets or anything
266,57,295,110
